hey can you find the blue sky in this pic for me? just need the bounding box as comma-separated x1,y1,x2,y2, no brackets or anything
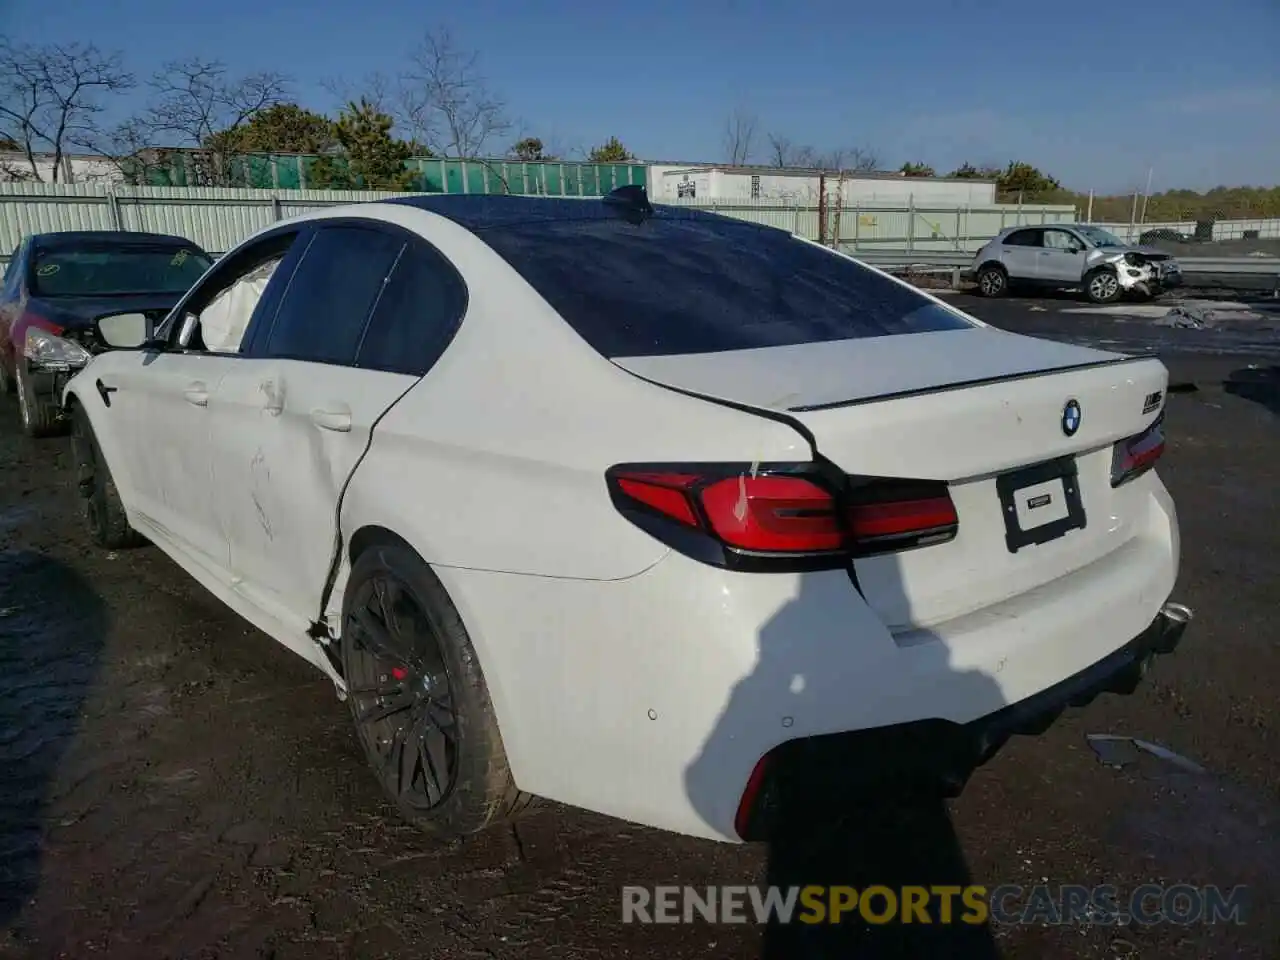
4,0,1277,192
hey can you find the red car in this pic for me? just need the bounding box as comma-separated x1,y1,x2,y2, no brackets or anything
0,230,213,437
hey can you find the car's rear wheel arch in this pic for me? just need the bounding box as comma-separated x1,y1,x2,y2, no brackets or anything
348,523,418,567
976,261,1008,297
338,530,535,836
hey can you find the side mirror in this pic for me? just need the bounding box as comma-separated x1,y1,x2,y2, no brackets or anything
177,312,199,349
95,311,152,350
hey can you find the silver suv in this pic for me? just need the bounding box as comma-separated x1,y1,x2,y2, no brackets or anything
970,224,1183,303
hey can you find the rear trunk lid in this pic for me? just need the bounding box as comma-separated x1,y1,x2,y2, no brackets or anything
614,327,1169,630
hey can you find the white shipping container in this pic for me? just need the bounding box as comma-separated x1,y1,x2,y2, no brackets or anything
652,164,997,206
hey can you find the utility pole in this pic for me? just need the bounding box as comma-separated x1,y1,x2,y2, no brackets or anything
817,172,827,245
1139,167,1154,224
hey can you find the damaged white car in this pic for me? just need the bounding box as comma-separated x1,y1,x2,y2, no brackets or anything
62,190,1189,843
971,224,1182,303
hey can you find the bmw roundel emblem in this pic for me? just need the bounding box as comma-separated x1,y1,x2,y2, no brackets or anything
1061,399,1082,437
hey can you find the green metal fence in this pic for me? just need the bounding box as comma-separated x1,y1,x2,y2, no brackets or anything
139,152,648,197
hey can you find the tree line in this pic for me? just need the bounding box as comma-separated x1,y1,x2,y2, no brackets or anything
725,112,1280,222
0,32,637,190
2,35,1275,219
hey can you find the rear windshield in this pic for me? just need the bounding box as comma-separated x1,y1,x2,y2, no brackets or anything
473,213,972,357
31,245,212,297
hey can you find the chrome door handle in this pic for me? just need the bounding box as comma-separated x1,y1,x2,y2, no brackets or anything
184,381,209,406
311,405,352,432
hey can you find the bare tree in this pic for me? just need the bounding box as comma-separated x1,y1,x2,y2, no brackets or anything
0,39,134,182
143,59,290,146
123,58,291,184
322,70,396,120
723,109,757,165
766,133,818,168
816,147,847,171
846,146,878,173
399,28,510,157
766,134,879,173
766,133,793,167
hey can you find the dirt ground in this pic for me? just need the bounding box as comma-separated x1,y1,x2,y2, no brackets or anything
0,325,1277,958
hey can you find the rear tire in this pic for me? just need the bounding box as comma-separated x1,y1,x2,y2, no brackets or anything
341,542,535,839
71,404,144,549
976,264,1008,297
15,361,66,438
1084,267,1122,304
0,357,15,396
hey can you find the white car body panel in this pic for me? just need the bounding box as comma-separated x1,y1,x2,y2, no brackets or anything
85,350,237,570
207,359,419,637
63,199,1183,843
431,470,1175,841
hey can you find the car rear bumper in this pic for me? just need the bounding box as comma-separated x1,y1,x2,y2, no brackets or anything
439,472,1181,842
736,600,1192,840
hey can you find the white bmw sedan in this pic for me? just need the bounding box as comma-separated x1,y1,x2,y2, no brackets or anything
64,188,1190,843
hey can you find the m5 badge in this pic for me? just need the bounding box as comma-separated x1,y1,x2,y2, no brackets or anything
1143,391,1163,415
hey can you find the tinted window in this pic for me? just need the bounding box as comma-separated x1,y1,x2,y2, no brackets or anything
1003,230,1042,248
31,244,212,296
473,215,971,358
356,240,467,376
262,226,405,365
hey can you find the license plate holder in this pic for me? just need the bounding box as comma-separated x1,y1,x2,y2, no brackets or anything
996,455,1087,554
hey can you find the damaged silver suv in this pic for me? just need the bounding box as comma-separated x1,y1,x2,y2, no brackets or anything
970,224,1182,304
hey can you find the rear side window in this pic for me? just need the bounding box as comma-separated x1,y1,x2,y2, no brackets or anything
262,225,405,365
356,240,468,376
472,214,971,358
1003,229,1042,247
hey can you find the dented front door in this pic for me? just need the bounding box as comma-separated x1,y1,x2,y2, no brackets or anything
97,349,236,570
206,359,418,633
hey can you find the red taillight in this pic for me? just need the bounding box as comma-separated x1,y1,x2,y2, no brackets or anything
848,496,959,544
1111,417,1165,487
606,463,958,570
700,474,845,554
613,472,701,527
734,753,772,840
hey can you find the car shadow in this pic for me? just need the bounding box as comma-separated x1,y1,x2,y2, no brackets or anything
1224,366,1279,414
0,550,110,929
685,554,1005,958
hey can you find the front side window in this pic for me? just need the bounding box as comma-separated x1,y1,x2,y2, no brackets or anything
31,244,212,297
169,230,300,353
1042,230,1081,252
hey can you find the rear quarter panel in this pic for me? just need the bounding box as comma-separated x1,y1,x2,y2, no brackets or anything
335,206,813,586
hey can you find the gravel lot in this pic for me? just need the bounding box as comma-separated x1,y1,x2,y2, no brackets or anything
0,304,1277,959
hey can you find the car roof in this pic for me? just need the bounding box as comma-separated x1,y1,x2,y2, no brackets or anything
1000,224,1078,233
380,193,761,233
31,230,202,249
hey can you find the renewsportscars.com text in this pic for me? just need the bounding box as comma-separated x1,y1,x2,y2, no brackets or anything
621,884,1247,926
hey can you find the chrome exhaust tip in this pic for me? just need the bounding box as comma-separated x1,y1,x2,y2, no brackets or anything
1152,601,1193,654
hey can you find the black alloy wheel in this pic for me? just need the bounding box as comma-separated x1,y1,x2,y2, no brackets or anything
344,572,458,809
